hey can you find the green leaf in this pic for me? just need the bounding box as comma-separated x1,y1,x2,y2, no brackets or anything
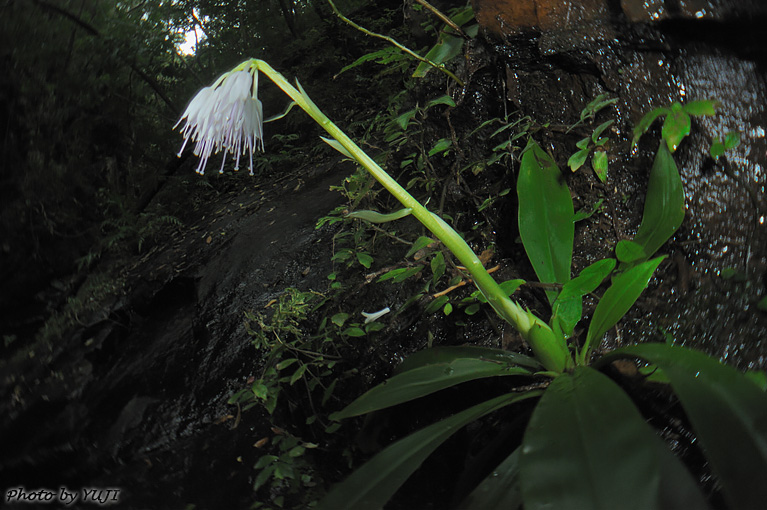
568,148,590,172
425,94,456,109
518,138,574,303
710,140,725,159
575,137,591,150
428,138,452,156
592,119,614,142
430,251,445,284
406,236,436,258
290,364,307,385
632,106,671,149
331,313,349,327
585,256,665,354
331,358,534,420
346,208,412,223
598,343,767,510
356,252,373,268
616,239,647,263
395,345,541,374
320,136,354,159
520,366,708,510
413,32,464,78
377,266,422,283
724,131,740,149
633,142,685,258
580,93,618,122
424,295,450,314
552,258,616,337
276,358,299,371
343,327,366,337
499,279,525,296
319,391,540,510
682,99,718,116
335,47,404,76
661,105,691,152
573,198,604,222
460,448,523,510
758,295,767,312
591,150,608,182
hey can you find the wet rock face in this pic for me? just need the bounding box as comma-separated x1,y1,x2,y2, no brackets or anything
471,0,767,367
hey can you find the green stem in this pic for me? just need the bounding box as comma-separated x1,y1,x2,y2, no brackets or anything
250,59,569,372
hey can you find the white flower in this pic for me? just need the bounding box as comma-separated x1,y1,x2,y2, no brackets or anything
361,307,391,324
174,69,264,175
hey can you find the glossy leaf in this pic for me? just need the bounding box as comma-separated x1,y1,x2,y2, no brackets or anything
460,447,523,510
661,104,691,152
598,343,767,510
584,256,665,355
633,142,685,258
518,139,574,303
331,357,533,420
319,391,541,510
520,367,708,510
552,258,615,337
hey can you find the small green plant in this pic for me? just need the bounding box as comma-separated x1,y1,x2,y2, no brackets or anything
567,93,617,182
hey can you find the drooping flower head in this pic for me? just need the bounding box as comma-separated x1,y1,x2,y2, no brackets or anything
174,67,264,175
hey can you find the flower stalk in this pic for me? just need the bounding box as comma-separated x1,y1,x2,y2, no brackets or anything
176,59,570,373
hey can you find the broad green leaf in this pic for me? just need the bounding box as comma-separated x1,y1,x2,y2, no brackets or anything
460,447,523,510
599,343,767,510
343,327,366,337
616,239,647,263
518,139,574,303
585,256,665,354
413,32,464,78
632,106,670,149
319,391,540,510
331,357,533,420
661,103,691,152
395,346,540,373
633,142,685,258
682,99,718,116
356,252,373,268
591,150,608,182
276,358,299,370
520,366,708,510
552,258,616,337
346,208,412,223
568,148,589,172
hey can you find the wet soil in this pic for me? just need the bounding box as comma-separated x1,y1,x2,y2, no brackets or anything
2,1,767,509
